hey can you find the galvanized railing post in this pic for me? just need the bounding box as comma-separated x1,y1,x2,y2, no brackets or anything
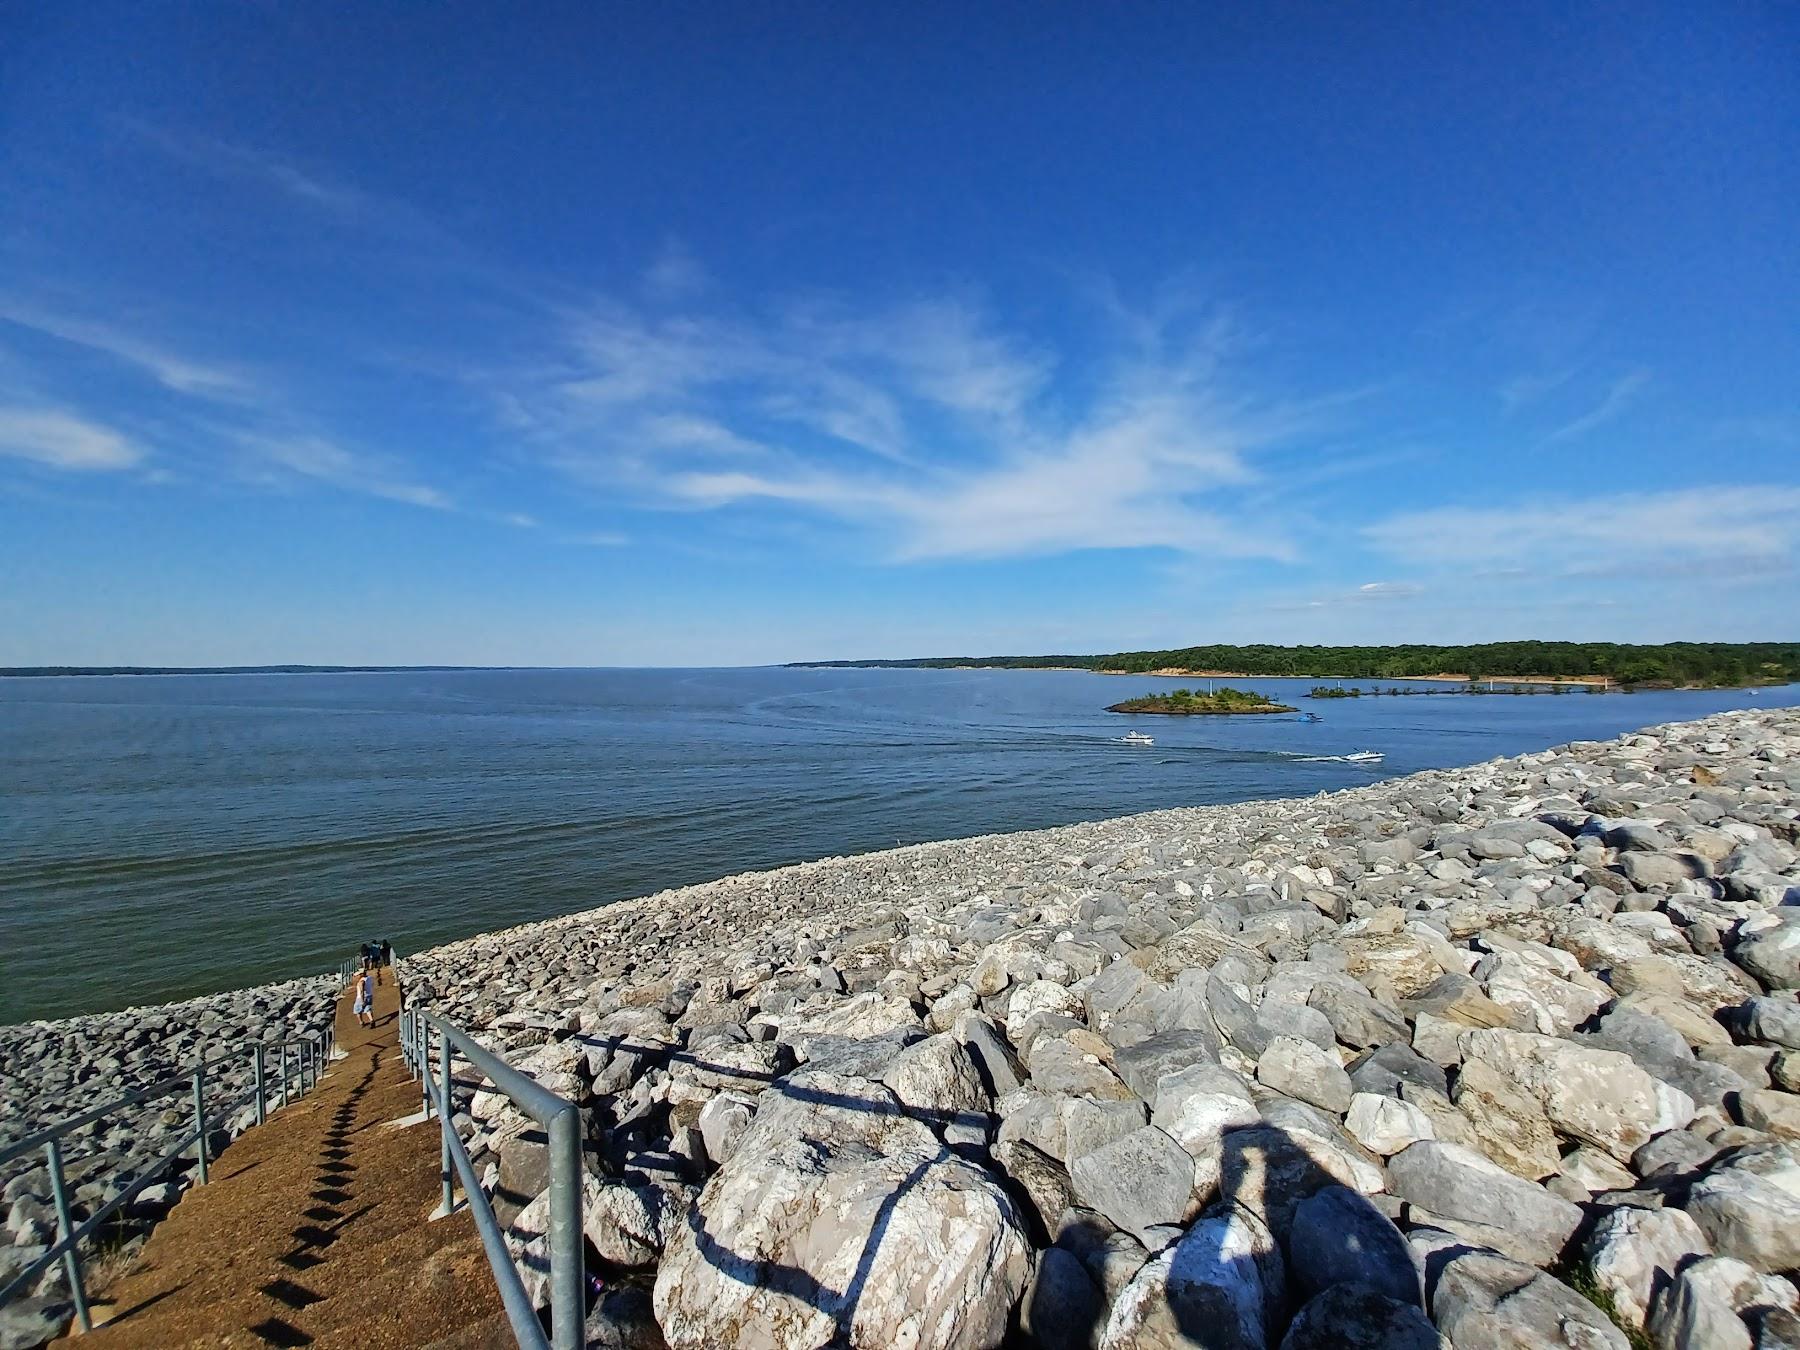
191,1065,209,1185
437,1027,454,1218
45,1138,91,1332
253,1044,266,1126
547,1104,583,1350
279,1045,290,1110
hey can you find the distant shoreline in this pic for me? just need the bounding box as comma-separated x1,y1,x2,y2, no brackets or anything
806,664,1641,687
0,664,513,679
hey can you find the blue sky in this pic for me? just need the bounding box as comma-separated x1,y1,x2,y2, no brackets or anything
1,3,1796,666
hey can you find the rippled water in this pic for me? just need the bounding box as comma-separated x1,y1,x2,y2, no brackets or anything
3,667,1795,1022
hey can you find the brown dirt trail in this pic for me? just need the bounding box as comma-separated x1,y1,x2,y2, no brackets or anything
63,976,510,1349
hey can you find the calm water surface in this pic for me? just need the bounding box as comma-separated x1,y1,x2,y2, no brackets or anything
4,667,1796,1022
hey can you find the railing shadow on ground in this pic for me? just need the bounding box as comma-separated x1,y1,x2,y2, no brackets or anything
0,1026,337,1334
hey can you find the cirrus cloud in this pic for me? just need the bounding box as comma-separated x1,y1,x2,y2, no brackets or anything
495,285,1314,563
1364,484,1800,580
0,407,143,471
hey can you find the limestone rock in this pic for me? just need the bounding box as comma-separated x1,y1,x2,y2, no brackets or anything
653,1133,1033,1350
1413,1229,1629,1349
1584,1204,1713,1330
1647,1255,1800,1350
1684,1146,1800,1273
1387,1141,1583,1267
1285,1184,1422,1308
1343,1092,1435,1157
1069,1126,1198,1242
1278,1284,1440,1350
1459,1027,1696,1161
1100,1204,1285,1350
1256,1036,1353,1115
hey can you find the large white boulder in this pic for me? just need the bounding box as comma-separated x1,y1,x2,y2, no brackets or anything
1459,1028,1695,1160
653,1072,1033,1349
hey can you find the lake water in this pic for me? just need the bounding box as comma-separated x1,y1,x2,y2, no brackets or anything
3,667,1796,1023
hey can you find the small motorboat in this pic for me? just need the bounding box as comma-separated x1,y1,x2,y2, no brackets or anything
1120,731,1155,746
1343,750,1384,764
1301,712,1322,723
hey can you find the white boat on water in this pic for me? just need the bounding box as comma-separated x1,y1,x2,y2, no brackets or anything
1343,750,1384,763
1120,731,1155,746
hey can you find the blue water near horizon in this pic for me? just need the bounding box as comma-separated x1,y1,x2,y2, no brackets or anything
3,667,1796,1023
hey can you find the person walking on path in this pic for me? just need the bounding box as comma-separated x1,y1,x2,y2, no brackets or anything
352,965,375,1027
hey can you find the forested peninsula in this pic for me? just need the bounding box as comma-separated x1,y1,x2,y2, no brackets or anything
793,641,1799,688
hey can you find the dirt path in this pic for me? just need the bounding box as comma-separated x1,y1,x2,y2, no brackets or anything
65,974,510,1349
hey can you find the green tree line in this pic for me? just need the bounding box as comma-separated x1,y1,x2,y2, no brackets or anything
796,641,1800,687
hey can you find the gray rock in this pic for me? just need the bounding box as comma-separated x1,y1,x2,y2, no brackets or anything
1112,1029,1221,1105
1412,1228,1629,1349
1069,1126,1197,1242
1584,1204,1713,1330
1733,928,1800,991
1735,997,1800,1050
697,1091,756,1165
880,1033,989,1123
1064,1098,1152,1164
1086,959,1149,1026
1028,1036,1134,1100
954,1013,1027,1098
1278,1283,1440,1350
1648,1255,1800,1350
1307,980,1408,1050
1632,1128,1720,1180
1387,1141,1583,1268
1022,1246,1106,1350
1256,1037,1353,1115
583,1285,665,1350
1343,1092,1435,1156
1348,1041,1450,1099
1685,1146,1800,1273
993,1139,1077,1243
0,1296,72,1350
1736,1089,1800,1140
1285,1184,1422,1308
1101,1204,1285,1350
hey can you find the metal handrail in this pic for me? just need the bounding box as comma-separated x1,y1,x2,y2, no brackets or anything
0,1024,336,1329
400,1006,583,1350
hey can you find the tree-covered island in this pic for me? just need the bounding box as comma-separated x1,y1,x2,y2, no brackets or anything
793,641,1800,689
1106,686,1297,715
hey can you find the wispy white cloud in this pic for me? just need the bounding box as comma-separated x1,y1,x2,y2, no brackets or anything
0,299,257,401
1500,366,1578,413
234,433,452,510
1268,579,1425,612
0,407,143,471
644,240,708,302
130,123,379,222
1543,368,1651,443
1364,484,1800,577
496,286,1312,562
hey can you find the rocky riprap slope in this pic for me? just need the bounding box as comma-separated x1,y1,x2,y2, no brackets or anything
400,708,1800,1350
0,975,338,1323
